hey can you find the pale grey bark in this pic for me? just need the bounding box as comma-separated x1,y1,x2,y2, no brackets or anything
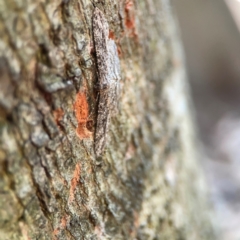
0,0,214,239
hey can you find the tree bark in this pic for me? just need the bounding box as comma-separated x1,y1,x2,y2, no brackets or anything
0,0,214,239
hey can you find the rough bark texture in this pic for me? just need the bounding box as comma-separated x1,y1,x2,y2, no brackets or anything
0,0,214,239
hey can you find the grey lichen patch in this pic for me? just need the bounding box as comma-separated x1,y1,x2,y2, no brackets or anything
73,33,89,52
31,126,50,147
19,103,43,125
23,141,39,166
66,64,82,78
37,72,73,93
43,113,59,139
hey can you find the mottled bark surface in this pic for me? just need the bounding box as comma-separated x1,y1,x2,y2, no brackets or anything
0,0,214,239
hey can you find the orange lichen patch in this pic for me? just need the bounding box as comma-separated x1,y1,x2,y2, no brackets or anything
76,122,92,139
124,143,136,161
94,225,104,238
130,211,140,237
109,30,115,40
53,215,68,239
109,31,122,57
74,91,88,121
124,0,138,38
74,91,92,139
69,163,81,203
117,45,122,57
19,222,31,240
60,215,67,228
53,108,64,125
53,228,59,237
125,0,135,29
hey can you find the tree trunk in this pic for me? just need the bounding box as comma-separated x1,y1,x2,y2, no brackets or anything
0,0,214,239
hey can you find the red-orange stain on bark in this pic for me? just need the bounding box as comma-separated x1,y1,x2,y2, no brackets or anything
19,222,31,240
60,215,67,228
124,0,137,38
117,46,122,57
130,211,140,237
74,91,92,139
109,30,115,40
53,215,68,239
109,31,122,57
53,108,64,125
53,228,59,237
124,143,136,161
69,163,81,203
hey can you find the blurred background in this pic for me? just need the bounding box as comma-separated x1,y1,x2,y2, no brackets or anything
173,0,240,239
